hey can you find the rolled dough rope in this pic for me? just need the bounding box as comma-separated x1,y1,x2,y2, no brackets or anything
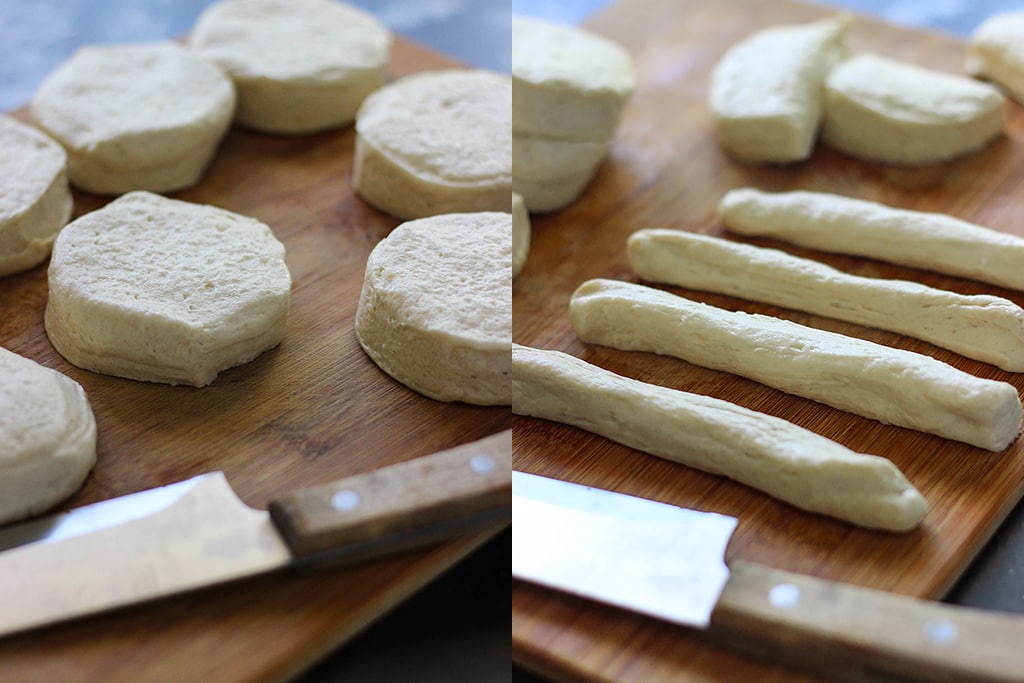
719,188,1024,292
627,229,1024,371
512,344,928,531
569,278,1023,451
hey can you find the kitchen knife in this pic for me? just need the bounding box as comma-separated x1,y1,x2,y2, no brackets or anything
513,471,1024,683
0,429,510,637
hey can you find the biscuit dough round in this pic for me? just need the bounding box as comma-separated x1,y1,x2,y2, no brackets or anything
967,11,1024,105
512,15,636,141
512,133,605,212
0,115,72,277
30,42,236,195
45,191,291,387
355,212,512,405
0,346,97,525
190,0,391,133
512,192,530,279
353,69,512,220
822,53,1006,165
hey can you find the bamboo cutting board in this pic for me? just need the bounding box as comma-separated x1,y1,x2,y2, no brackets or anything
0,38,510,683
512,0,1024,680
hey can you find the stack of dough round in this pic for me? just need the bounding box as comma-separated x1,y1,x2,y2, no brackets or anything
45,191,292,387
0,115,72,277
355,211,512,405
30,42,235,195
190,0,392,134
512,15,635,212
0,346,96,525
353,69,511,220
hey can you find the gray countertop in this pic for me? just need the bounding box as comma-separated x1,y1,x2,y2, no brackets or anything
3,0,1024,681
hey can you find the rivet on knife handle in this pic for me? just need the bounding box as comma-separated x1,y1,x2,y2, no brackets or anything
268,430,511,563
710,561,1024,683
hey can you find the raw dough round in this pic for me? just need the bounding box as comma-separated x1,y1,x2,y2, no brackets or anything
0,115,72,276
512,133,605,212
355,211,512,405
353,69,512,220
45,191,291,387
512,192,530,278
190,0,391,133
0,346,96,525
512,15,636,141
967,11,1024,105
30,42,236,195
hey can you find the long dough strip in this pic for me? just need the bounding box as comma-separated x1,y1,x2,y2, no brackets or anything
719,188,1024,291
512,344,928,531
570,279,1022,451
627,229,1024,371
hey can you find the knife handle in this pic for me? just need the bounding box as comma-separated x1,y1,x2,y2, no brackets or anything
710,560,1024,683
268,429,511,561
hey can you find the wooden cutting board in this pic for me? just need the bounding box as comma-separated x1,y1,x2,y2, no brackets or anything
0,38,510,683
512,0,1024,680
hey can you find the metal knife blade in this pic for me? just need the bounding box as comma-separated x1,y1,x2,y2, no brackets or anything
0,430,510,638
513,472,1024,683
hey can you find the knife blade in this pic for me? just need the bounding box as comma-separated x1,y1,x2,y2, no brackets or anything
0,429,510,637
512,471,1024,683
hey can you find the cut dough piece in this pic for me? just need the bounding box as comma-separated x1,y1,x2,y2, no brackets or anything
190,0,391,134
719,188,1024,291
31,42,235,195
822,53,1006,164
512,16,636,141
570,279,1022,451
512,192,530,278
0,346,96,525
708,15,848,163
45,191,291,387
628,229,1024,371
353,69,511,220
512,344,927,531
967,11,1024,104
355,212,511,405
0,115,72,277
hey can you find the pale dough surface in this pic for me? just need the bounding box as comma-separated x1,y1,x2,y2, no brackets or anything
708,15,848,163
512,15,636,141
512,344,927,531
353,69,511,219
0,346,96,525
967,11,1024,105
822,53,1006,164
628,228,1024,371
190,0,391,133
512,192,530,279
45,191,291,387
719,187,1024,292
0,115,72,277
355,212,512,405
30,42,235,195
569,279,1022,451
512,133,605,212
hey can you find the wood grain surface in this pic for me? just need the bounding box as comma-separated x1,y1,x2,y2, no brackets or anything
0,38,510,683
512,0,1024,680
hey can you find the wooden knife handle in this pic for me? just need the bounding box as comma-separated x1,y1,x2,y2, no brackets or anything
268,430,511,561
710,560,1024,683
